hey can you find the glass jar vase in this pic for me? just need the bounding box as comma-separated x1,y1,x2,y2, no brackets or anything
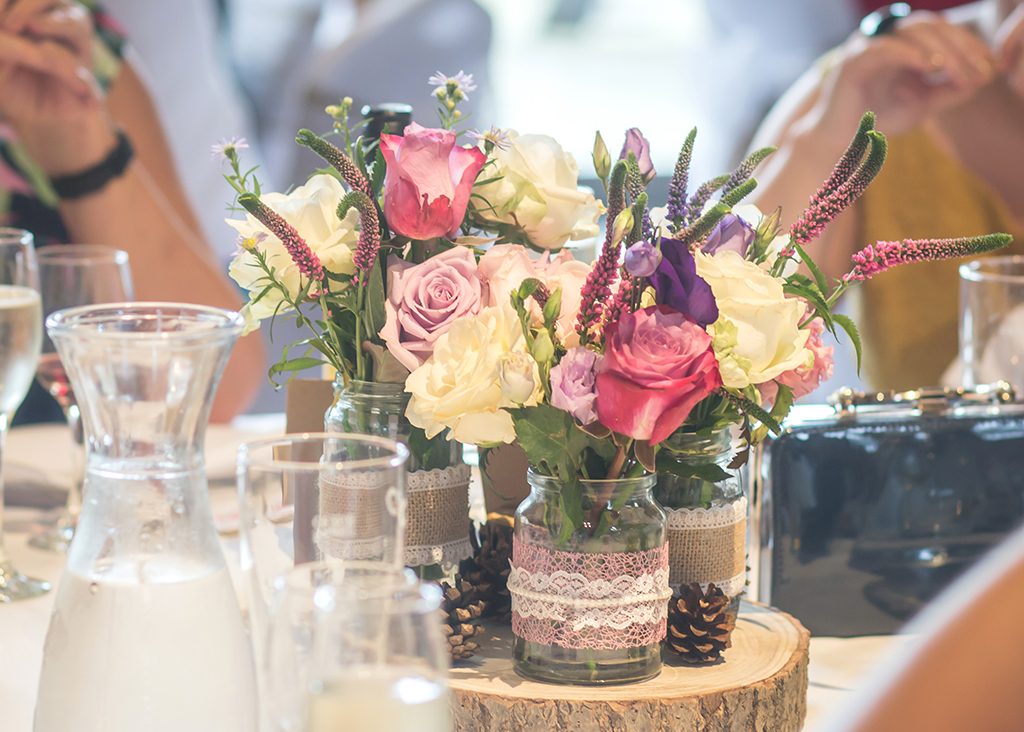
509,471,670,685
325,379,471,576
656,428,746,612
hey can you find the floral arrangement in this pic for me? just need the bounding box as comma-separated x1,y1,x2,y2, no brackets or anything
220,73,1009,529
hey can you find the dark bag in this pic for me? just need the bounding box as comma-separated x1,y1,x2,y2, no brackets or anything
749,384,1024,636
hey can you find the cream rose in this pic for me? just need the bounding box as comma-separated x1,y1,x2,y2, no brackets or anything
472,131,602,250
406,304,539,445
695,249,811,389
478,244,590,347
227,174,360,331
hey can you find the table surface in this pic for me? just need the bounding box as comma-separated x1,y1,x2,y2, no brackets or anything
0,422,911,732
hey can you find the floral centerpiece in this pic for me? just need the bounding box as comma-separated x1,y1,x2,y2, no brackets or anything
220,70,1009,682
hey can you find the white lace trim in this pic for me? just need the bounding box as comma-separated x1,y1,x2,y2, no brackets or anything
508,566,672,631
404,537,473,570
703,571,747,599
406,464,472,492
665,495,747,531
316,534,385,561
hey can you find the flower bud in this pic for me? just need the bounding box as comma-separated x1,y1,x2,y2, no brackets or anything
624,240,662,278
611,208,635,245
530,329,555,365
499,352,539,404
592,131,611,181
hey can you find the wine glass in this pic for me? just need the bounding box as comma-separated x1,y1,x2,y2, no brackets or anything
265,561,450,732
0,228,47,601
29,245,133,552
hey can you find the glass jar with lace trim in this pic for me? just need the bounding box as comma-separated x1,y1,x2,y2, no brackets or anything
325,378,471,579
656,427,745,615
510,471,669,685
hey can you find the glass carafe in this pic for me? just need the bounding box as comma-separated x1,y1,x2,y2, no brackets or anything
34,303,257,732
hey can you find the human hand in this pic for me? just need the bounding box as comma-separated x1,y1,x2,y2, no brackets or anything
0,1,116,175
819,12,995,136
996,4,1024,98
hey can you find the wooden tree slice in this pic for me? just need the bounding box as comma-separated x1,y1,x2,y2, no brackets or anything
449,601,809,732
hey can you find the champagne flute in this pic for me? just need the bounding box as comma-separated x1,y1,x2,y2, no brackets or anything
0,228,47,601
29,246,133,552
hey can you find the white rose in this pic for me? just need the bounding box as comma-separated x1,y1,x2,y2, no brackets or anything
499,351,542,404
472,131,602,250
227,174,360,331
406,304,537,445
695,249,811,388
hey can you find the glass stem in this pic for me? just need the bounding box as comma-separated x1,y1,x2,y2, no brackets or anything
0,413,9,561
63,401,84,523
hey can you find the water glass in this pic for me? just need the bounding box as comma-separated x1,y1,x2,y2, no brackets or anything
960,256,1024,389
265,561,450,732
31,245,133,552
0,228,47,601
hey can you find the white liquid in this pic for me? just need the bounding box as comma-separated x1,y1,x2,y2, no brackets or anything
308,669,451,732
0,286,41,415
34,560,257,732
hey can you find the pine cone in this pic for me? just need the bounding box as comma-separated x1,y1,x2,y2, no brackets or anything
665,582,737,664
458,515,513,620
439,574,487,661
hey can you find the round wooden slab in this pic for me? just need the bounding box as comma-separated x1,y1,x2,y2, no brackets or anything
449,601,809,732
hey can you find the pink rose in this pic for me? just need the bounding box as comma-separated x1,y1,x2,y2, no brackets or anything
759,317,835,404
380,246,483,371
596,306,722,444
380,123,487,240
478,244,590,347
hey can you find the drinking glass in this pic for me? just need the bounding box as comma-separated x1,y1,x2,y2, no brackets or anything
264,561,450,732
31,245,133,551
236,433,409,726
959,256,1024,389
0,228,47,601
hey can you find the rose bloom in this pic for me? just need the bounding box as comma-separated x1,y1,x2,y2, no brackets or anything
760,317,835,404
695,249,811,389
596,306,722,444
477,244,589,347
380,123,486,240
406,304,539,445
380,246,484,371
471,131,602,250
227,174,359,332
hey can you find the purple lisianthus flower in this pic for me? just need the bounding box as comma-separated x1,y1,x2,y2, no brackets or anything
650,238,718,327
624,240,661,278
619,128,655,183
549,347,602,425
703,213,755,256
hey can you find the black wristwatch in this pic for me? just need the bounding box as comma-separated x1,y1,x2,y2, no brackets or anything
860,2,912,37
50,129,134,200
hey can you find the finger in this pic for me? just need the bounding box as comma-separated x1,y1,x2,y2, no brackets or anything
897,13,991,86
2,0,64,33
995,6,1024,71
0,31,90,96
25,6,90,61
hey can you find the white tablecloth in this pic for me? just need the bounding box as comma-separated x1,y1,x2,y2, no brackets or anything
0,422,908,731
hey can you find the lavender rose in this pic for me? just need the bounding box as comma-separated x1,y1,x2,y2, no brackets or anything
549,347,601,424
703,213,755,257
380,246,483,371
619,128,655,183
650,238,718,327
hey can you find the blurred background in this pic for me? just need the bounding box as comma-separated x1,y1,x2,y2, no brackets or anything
103,0,970,411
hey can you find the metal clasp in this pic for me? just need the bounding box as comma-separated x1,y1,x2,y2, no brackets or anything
829,381,1015,419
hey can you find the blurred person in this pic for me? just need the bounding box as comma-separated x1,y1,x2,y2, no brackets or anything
752,1,1024,391
0,0,265,422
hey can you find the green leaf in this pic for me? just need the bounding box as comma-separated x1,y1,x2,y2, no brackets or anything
654,452,732,483
783,281,833,329
769,383,795,426
363,254,387,344
407,426,453,471
791,243,829,295
833,313,863,373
